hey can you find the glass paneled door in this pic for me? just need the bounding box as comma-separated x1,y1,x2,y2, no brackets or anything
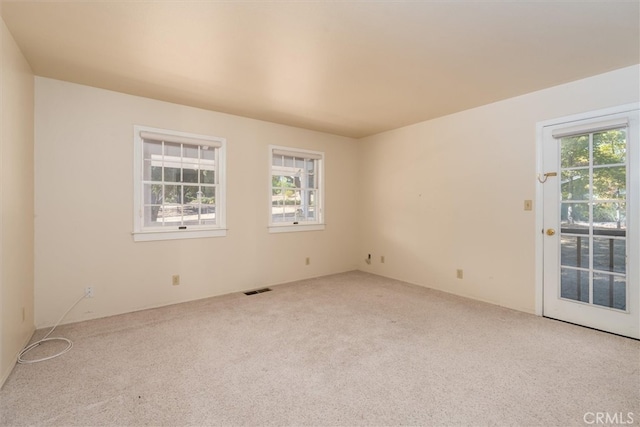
541,108,639,338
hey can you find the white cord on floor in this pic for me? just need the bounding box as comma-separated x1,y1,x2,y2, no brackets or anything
17,293,87,364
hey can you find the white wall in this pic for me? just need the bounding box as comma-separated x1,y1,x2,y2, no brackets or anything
32,62,640,328
34,78,359,327
0,17,34,386
358,65,640,314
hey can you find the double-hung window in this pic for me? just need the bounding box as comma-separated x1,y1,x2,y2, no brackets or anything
269,145,324,233
133,126,226,241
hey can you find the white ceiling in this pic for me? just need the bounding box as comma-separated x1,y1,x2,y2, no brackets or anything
1,0,638,138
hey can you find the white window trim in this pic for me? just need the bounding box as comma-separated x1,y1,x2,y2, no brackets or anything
269,223,326,233
268,145,325,234
133,125,227,242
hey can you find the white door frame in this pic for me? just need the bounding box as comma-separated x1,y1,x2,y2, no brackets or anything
535,102,640,318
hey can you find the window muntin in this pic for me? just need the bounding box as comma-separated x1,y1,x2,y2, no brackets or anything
134,126,226,241
269,146,324,231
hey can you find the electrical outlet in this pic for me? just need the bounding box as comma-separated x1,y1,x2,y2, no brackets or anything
456,269,464,279
305,257,310,265
524,200,533,211
380,255,385,263
172,275,180,286
85,287,94,297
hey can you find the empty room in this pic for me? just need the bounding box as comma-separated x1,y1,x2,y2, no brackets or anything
1,1,639,425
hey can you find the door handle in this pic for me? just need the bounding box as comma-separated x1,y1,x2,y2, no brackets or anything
546,229,556,236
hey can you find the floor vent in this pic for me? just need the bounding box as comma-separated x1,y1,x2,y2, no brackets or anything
244,288,272,296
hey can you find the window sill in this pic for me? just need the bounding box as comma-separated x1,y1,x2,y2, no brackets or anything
133,228,227,242
268,224,325,234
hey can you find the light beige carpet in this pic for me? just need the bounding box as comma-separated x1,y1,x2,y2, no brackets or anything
1,271,638,426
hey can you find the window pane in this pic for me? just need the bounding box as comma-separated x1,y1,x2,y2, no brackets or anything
592,166,625,200
295,157,304,169
143,205,162,227
561,169,589,201
593,237,626,274
271,205,286,222
144,162,162,181
182,207,199,224
305,208,316,221
272,154,283,166
164,167,181,183
183,166,198,183
200,169,215,184
593,273,625,310
593,129,626,165
561,202,589,229
307,174,316,188
164,185,180,203
284,156,294,167
272,189,283,206
301,190,317,221
561,235,589,268
201,146,215,161
143,184,163,205
143,140,162,160
164,142,181,158
183,145,198,161
560,268,589,303
201,205,216,224
593,202,626,232
182,200,200,224
306,160,315,172
278,175,296,188
201,187,216,223
183,185,200,204
201,186,215,204
561,135,589,168
161,205,182,223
